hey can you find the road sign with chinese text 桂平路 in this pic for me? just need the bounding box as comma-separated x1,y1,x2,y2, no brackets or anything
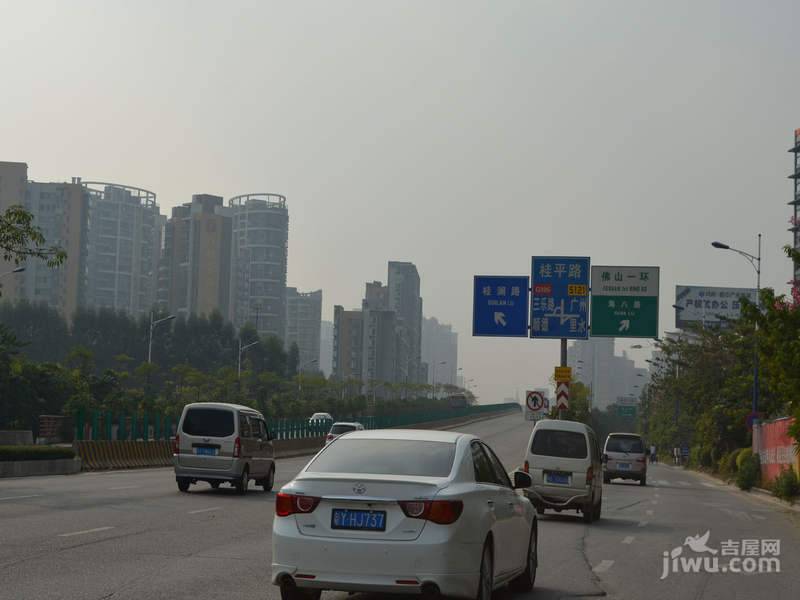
590,266,660,338
472,276,529,337
531,257,590,339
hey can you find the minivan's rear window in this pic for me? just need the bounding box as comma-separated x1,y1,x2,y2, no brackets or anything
531,430,588,459
606,435,644,453
307,439,455,477
330,424,356,435
182,408,235,438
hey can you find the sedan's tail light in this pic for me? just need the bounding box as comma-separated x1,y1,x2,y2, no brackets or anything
276,493,321,517
398,500,463,525
233,436,241,458
172,435,179,455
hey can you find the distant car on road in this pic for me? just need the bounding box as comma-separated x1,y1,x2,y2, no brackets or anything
522,419,603,523
325,422,364,444
173,402,275,495
308,412,333,425
272,429,537,600
602,432,648,486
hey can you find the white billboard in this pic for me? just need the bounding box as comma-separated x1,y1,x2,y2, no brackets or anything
674,285,757,329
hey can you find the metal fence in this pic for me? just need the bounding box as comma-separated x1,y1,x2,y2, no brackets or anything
73,403,520,442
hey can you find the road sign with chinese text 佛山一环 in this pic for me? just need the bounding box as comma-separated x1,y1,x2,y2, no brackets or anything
590,266,660,338
531,256,590,339
472,275,529,337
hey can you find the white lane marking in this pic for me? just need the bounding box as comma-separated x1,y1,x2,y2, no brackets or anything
678,481,691,487
108,485,138,491
646,509,654,516
622,536,635,544
593,560,615,573
188,506,222,514
654,480,669,486
0,494,43,501
753,514,767,520
58,526,114,537
638,520,649,527
701,482,720,488
651,500,658,505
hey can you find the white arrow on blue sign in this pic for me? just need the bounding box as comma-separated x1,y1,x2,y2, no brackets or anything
473,275,529,337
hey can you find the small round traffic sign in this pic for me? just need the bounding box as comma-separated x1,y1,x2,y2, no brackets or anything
526,391,545,411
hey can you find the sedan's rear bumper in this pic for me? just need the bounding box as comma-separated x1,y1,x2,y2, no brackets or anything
272,518,481,598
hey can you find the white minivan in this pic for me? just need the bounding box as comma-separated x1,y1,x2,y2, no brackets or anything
522,419,603,523
173,402,275,495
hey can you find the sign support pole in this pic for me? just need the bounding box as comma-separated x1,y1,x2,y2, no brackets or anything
559,338,567,419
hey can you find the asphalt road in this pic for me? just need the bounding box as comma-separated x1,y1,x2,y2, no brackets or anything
1,413,798,600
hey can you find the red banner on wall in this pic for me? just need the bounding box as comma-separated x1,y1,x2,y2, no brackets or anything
752,417,799,484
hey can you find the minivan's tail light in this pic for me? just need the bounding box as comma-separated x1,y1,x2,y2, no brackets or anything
635,457,646,463
233,436,241,458
586,465,594,485
398,500,463,525
275,493,321,517
172,435,179,455
523,460,529,473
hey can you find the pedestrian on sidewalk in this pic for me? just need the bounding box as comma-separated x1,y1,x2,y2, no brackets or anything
673,447,680,465
650,444,657,463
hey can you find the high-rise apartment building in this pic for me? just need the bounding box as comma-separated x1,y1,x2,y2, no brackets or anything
229,193,288,341
388,261,423,383
0,161,29,302
286,288,322,372
319,320,334,377
360,281,397,394
422,317,458,386
332,305,363,382
159,194,231,318
790,128,800,280
82,181,162,316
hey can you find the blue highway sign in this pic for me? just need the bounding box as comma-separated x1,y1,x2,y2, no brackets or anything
473,275,529,337
531,256,590,339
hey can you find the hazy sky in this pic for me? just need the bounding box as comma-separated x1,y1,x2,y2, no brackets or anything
2,1,798,402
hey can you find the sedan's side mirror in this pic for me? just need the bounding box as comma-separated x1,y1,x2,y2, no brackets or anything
512,470,532,489
601,453,609,464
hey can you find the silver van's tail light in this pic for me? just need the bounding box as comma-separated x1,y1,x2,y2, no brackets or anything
172,435,179,455
233,436,241,458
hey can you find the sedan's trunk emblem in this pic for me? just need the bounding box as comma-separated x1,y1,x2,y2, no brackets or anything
353,483,367,495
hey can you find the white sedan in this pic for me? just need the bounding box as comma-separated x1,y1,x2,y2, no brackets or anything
272,429,537,600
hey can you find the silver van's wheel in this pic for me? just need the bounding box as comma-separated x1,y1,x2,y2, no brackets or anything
477,541,493,600
236,467,249,495
262,466,275,492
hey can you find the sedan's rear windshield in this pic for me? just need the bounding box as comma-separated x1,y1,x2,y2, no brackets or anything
182,408,235,438
606,435,644,453
330,424,356,435
307,439,455,477
531,430,588,459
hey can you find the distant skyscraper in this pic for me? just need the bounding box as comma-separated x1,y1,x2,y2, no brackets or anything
228,193,289,341
319,320,334,377
20,179,87,318
82,181,162,316
388,261,423,383
567,339,647,411
333,305,363,382
159,194,231,318
422,317,458,386
286,288,322,372
360,281,397,395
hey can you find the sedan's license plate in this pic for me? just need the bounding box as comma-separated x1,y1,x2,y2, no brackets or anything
331,509,386,531
617,463,631,470
195,447,217,456
546,472,569,485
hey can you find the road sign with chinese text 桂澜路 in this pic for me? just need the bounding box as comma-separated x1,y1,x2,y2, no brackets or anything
590,266,660,338
531,257,590,339
472,275,529,337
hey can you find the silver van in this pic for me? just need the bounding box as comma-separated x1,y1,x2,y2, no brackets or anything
522,419,603,523
173,402,275,495
602,432,648,485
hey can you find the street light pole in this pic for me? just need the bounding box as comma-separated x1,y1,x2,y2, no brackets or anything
0,266,26,278
711,234,762,416
148,313,176,364
297,358,318,402
238,339,260,378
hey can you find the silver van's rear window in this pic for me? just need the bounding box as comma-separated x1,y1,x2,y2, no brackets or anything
606,435,644,453
182,408,235,438
307,439,455,477
531,430,587,459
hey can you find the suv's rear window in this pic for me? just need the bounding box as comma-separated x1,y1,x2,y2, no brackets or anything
330,424,356,435
531,430,588,459
307,439,455,477
606,435,644,453
182,408,235,438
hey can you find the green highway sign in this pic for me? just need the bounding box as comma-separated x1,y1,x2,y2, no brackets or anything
590,266,660,338
617,405,637,418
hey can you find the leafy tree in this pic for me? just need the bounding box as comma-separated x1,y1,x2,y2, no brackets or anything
287,342,300,378
0,204,66,272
